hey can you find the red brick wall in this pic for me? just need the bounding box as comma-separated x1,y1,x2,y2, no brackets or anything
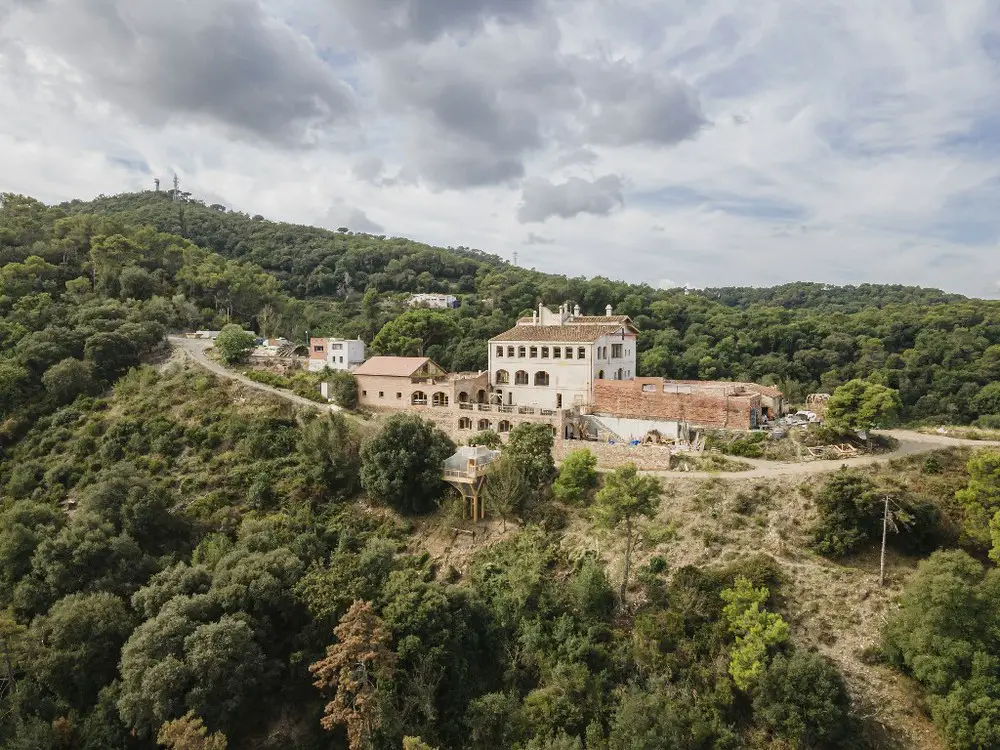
593,379,760,429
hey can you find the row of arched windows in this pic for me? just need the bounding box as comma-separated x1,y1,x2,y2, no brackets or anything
411,391,450,406
458,417,511,433
496,370,549,386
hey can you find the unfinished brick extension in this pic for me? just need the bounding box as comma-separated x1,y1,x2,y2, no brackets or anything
592,378,762,430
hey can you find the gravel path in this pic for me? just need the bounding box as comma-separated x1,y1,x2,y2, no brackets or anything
168,336,340,414
643,428,1000,480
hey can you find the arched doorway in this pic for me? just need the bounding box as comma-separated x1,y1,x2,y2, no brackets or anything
478,419,491,431
476,390,487,404
617,367,624,380
411,391,427,405
432,392,449,407
458,392,469,403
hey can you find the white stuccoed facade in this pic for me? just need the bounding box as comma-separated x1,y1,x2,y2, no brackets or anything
308,338,367,372
488,303,638,410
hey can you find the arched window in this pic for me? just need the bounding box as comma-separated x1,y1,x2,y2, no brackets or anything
459,417,472,430
534,371,550,386
458,392,469,403
597,371,604,380
515,370,529,385
495,370,510,385
478,419,491,431
498,420,511,433
432,392,449,407
476,389,486,403
411,390,427,405
617,368,624,380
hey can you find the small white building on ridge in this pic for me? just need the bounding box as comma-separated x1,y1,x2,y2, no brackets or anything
488,303,638,410
408,293,459,309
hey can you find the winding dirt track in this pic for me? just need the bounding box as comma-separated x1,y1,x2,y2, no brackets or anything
168,336,341,413
170,336,998,478
644,429,1000,479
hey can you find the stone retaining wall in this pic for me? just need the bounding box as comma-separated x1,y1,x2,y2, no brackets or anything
554,439,674,471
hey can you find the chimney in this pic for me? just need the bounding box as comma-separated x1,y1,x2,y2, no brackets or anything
605,304,613,316
573,303,581,317
532,310,538,325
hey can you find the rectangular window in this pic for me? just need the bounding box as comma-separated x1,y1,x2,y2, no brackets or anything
553,347,561,359
530,346,538,358
565,348,573,359
397,393,402,399
508,346,515,357
578,347,586,359
362,390,367,396
339,357,343,363
496,346,503,357
313,345,325,352
541,346,549,358
612,344,623,358
518,346,526,357
332,344,343,350
556,394,563,408
378,391,384,398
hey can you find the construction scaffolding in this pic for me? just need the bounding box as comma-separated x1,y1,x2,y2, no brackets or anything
442,446,500,522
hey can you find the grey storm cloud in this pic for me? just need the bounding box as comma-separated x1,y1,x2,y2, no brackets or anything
4,0,355,145
324,201,384,234
517,174,624,223
331,0,540,48
368,30,704,188
576,60,708,146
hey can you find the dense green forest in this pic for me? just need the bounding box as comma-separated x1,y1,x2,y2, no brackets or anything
2,190,1000,749
57,190,1000,426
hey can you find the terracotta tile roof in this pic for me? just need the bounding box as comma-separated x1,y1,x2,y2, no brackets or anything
490,324,630,343
353,356,432,377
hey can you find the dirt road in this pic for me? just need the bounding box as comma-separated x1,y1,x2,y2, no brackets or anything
168,336,341,414
645,428,1000,480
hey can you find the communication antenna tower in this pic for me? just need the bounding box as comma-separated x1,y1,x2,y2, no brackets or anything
172,174,180,202
154,178,160,192
513,251,518,266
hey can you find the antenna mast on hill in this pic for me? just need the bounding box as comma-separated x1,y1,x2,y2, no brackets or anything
172,174,180,202
513,251,518,266
154,178,160,192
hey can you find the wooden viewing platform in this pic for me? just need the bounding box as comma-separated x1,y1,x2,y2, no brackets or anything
442,446,500,522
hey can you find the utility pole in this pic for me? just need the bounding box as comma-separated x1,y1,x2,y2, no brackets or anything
879,495,890,587
879,494,904,587
0,633,16,722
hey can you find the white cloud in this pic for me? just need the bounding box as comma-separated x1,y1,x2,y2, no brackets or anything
1,0,999,296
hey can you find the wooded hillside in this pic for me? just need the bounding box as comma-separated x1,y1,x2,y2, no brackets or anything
59,190,1000,425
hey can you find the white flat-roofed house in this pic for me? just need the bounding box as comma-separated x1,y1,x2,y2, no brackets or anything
408,293,459,309
488,303,638,410
308,337,366,372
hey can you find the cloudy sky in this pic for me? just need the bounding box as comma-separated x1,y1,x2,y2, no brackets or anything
2,0,1000,297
